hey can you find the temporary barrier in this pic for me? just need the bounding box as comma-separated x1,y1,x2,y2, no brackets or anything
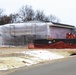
28,39,76,49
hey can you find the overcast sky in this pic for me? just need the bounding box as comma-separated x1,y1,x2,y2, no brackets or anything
0,0,76,26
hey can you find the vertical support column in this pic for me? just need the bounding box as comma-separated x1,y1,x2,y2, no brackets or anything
10,25,15,46
46,23,50,39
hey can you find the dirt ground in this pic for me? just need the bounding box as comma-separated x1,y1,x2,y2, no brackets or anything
0,47,76,60
0,47,76,54
0,47,76,75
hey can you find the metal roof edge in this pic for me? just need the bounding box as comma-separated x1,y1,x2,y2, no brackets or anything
51,22,75,27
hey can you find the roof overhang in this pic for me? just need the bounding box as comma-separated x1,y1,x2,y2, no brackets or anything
50,24,75,29
49,22,75,29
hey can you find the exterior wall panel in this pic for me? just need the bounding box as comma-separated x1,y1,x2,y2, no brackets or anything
50,26,72,39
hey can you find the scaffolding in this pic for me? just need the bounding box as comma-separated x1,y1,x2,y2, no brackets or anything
0,22,50,46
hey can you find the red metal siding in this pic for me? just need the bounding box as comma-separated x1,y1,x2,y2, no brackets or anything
50,26,72,39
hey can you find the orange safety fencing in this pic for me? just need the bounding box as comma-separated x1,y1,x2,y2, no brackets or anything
28,41,76,49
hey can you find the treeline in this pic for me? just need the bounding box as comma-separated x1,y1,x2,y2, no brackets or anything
0,5,60,25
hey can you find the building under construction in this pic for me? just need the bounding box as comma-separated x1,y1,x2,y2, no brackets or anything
0,20,75,47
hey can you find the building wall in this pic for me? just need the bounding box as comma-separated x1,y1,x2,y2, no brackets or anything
50,26,73,39
0,22,74,46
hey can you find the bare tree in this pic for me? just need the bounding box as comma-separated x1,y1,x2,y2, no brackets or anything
49,15,60,23
35,10,46,21
0,15,11,25
9,14,20,23
34,10,60,22
18,5,35,22
17,5,60,23
0,8,4,24
0,8,4,17
43,16,50,22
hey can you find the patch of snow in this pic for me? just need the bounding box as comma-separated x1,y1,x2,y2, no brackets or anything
0,65,8,70
23,50,64,60
0,50,64,70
